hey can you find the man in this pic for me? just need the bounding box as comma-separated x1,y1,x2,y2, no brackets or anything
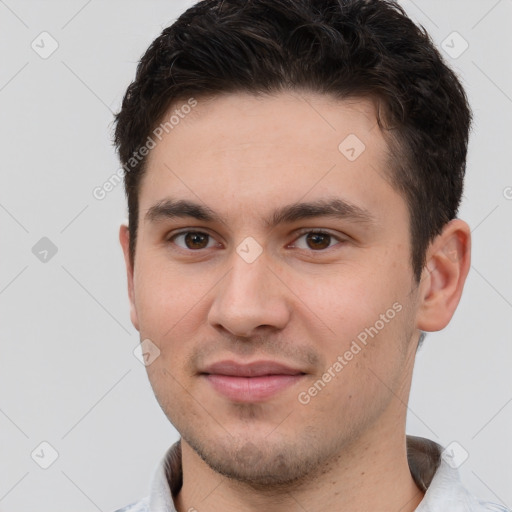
112,0,508,510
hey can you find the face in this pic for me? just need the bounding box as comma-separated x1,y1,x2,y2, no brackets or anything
122,91,424,486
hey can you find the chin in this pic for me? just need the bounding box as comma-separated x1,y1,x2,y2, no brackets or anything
182,429,330,489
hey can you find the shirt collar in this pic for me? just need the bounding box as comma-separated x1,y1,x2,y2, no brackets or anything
143,435,503,512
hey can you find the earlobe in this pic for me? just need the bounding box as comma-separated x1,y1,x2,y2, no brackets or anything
416,219,471,332
119,223,140,332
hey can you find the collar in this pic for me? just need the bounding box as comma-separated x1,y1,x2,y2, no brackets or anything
141,436,507,512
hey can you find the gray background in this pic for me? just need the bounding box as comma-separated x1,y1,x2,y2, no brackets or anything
0,1,511,510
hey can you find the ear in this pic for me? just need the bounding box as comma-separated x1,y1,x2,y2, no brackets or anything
416,219,471,332
119,223,139,332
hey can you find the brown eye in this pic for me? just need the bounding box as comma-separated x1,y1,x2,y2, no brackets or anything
305,232,331,250
170,231,216,250
184,232,209,249
292,230,341,251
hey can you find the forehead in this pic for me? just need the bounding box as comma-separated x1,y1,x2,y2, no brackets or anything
147,91,384,166
138,91,402,230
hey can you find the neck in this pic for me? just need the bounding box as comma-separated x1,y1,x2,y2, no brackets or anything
174,421,424,512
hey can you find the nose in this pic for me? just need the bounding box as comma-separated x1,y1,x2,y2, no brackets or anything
207,248,291,338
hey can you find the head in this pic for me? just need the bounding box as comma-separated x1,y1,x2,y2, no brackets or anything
114,0,471,488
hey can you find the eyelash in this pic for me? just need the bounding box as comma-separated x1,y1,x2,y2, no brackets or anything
166,229,345,253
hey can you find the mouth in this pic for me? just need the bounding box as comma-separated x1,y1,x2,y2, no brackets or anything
200,360,307,403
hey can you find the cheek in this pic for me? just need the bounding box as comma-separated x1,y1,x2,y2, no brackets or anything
133,258,214,380
133,254,197,330
296,264,405,335
293,306,413,437
294,262,414,395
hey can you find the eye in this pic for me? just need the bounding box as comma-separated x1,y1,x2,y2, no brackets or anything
167,229,345,253
290,230,344,251
168,231,219,251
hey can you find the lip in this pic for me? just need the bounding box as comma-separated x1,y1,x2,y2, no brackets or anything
200,360,306,402
201,360,304,377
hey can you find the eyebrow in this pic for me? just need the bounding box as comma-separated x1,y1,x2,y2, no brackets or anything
144,197,376,229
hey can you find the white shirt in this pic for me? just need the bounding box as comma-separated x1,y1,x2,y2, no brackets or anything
114,436,510,512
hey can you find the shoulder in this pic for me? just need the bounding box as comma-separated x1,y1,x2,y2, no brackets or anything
409,437,510,512
472,500,511,512
112,495,150,512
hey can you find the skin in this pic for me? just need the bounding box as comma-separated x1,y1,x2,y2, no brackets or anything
119,91,471,512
